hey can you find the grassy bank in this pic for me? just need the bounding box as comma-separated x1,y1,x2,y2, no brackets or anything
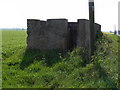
2,30,119,88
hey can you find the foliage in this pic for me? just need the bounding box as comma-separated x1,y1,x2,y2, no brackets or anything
2,31,119,88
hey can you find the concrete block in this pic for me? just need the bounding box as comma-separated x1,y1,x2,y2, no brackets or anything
46,19,68,50
27,19,69,50
27,19,48,50
76,19,90,50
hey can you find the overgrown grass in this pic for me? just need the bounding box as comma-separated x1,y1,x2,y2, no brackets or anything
2,30,119,88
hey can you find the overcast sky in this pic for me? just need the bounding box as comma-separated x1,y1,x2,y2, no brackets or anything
0,0,119,32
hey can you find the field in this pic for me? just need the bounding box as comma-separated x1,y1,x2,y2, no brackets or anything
2,30,119,88
102,32,114,35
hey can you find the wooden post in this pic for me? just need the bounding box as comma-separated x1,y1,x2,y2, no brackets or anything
89,0,95,61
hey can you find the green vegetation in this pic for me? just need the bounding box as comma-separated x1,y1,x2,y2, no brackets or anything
2,30,119,88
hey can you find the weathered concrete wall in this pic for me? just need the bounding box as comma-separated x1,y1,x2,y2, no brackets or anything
46,19,68,50
76,19,101,49
27,19,48,50
27,19,101,51
68,22,77,50
27,19,68,50
76,19,90,50
94,23,101,39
